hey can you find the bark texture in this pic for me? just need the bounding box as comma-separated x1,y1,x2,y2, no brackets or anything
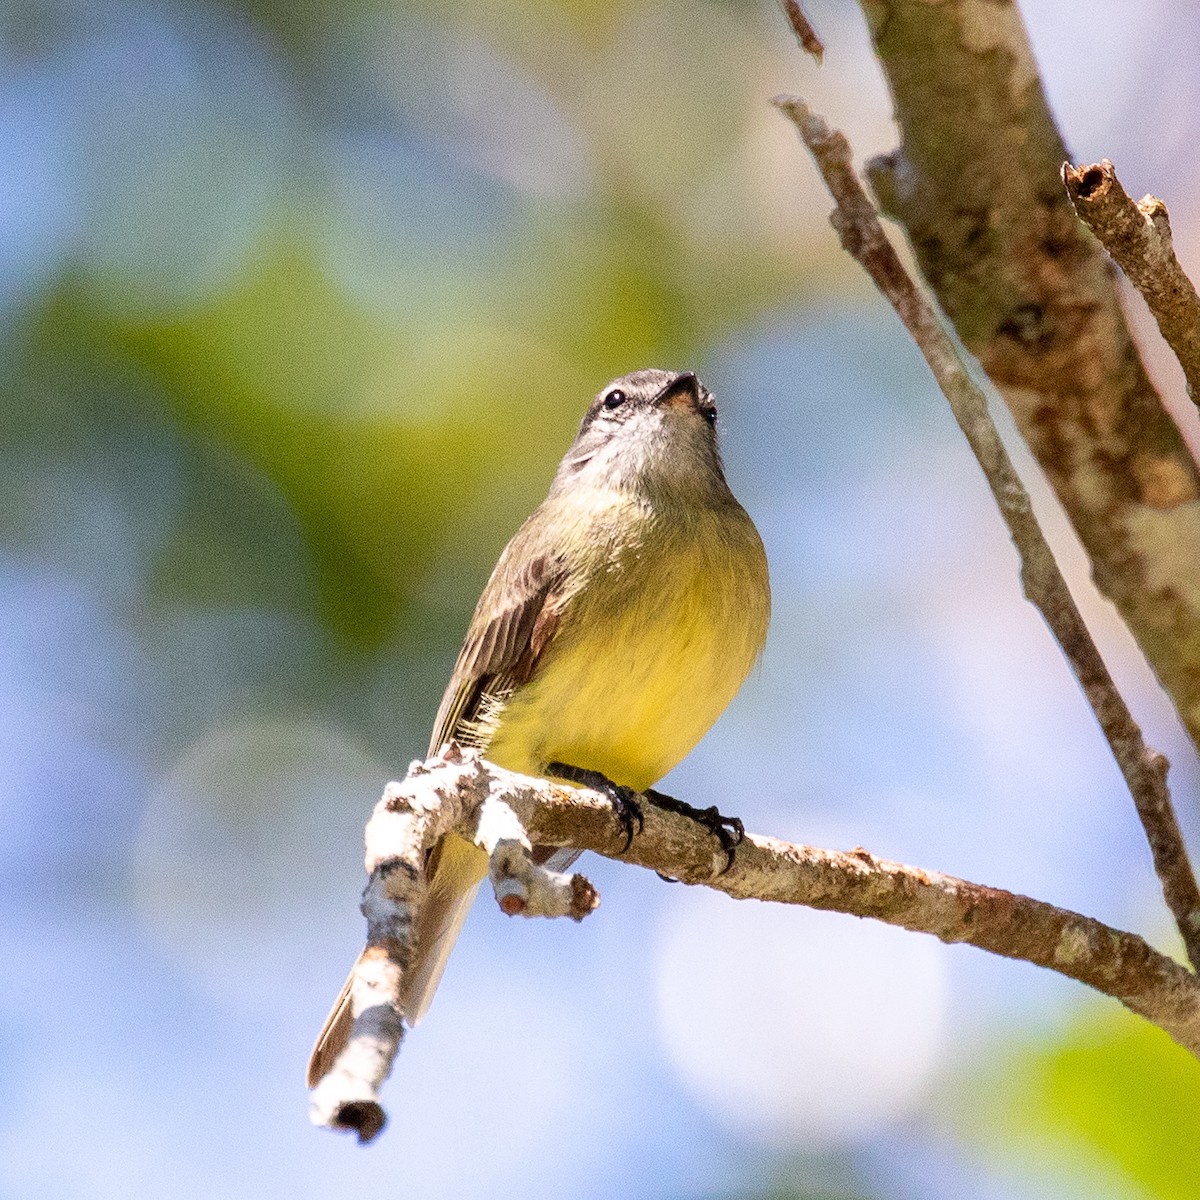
773,94,1200,969
859,0,1200,752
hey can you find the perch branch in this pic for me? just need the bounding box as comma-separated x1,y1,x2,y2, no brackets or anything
773,97,1200,970
311,750,1200,1149
1062,159,1200,410
852,0,1200,761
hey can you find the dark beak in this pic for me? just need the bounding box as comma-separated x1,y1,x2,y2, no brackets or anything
655,371,700,407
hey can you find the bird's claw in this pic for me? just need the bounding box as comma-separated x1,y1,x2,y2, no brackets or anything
546,765,742,869
646,789,744,872
548,762,644,852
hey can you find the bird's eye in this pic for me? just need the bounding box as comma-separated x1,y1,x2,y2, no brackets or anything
603,389,626,410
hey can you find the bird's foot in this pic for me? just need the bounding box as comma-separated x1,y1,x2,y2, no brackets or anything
646,789,744,872
547,762,644,852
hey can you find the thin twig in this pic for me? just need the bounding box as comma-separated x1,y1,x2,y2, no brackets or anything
1062,159,1200,410
780,0,824,64
773,96,1200,971
311,751,1200,1149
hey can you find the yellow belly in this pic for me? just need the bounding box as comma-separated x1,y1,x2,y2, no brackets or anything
482,508,769,791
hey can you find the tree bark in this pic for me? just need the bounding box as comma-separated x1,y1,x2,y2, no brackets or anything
858,0,1200,756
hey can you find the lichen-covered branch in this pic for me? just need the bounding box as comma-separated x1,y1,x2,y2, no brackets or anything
853,0,1200,757
311,750,1200,1149
772,95,1200,971
1062,159,1200,411
478,793,599,918
308,746,601,1143
307,756,473,1141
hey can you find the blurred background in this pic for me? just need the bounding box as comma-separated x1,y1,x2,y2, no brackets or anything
4,0,1200,1195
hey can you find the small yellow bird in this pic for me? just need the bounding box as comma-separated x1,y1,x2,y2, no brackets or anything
308,368,770,1085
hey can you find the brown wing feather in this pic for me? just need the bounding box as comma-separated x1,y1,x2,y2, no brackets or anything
427,519,568,757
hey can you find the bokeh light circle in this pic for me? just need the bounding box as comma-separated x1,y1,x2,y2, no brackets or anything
654,887,950,1148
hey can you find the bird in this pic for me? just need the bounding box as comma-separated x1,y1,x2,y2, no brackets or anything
307,368,770,1086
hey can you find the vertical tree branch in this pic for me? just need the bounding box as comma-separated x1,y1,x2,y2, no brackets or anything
773,95,1200,970
852,0,1200,764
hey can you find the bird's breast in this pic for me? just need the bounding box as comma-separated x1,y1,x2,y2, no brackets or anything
483,504,769,792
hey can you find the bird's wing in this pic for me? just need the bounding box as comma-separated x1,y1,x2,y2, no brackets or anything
308,519,573,1085
427,516,569,757
396,517,570,1026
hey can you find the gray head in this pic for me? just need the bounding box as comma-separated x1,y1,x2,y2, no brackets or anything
549,369,731,504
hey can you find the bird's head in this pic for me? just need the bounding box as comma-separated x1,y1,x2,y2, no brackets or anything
551,369,729,504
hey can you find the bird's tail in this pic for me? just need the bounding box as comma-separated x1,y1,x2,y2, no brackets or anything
306,832,488,1087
